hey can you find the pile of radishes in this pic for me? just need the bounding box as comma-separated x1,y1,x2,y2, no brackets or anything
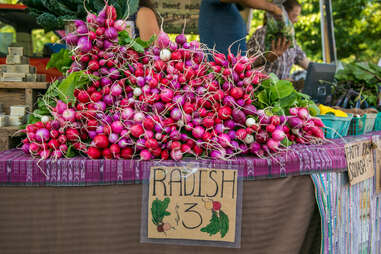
21,3,325,161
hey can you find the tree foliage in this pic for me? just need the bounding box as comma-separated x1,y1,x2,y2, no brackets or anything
249,0,381,63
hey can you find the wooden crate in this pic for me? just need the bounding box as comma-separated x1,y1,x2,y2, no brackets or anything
0,126,23,152
0,82,48,114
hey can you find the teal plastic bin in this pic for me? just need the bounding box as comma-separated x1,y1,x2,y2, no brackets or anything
374,112,381,131
348,114,377,136
318,114,353,139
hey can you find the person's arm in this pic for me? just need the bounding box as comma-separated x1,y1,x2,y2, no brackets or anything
136,7,160,41
298,57,310,70
294,43,310,69
220,0,282,17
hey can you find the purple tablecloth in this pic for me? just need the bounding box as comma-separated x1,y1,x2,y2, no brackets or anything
0,132,378,186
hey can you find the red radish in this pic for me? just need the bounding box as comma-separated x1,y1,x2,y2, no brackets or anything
110,144,120,155
35,128,50,142
272,129,286,142
94,134,109,149
102,148,113,159
120,147,133,159
48,139,59,149
212,201,221,211
267,139,280,152
266,124,276,133
298,108,309,120
218,106,232,120
170,149,183,161
230,87,243,99
140,149,152,160
111,121,124,134
29,143,40,153
131,124,144,138
236,129,247,140
289,107,298,116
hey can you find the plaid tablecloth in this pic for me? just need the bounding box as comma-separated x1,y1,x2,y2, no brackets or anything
0,132,379,186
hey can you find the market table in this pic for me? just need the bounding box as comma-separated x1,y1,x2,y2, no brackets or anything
0,132,380,254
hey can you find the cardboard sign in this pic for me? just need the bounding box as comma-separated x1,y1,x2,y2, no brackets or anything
147,166,238,243
372,136,381,193
345,140,374,185
152,0,201,34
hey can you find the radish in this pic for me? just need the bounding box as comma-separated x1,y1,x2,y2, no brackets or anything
267,139,280,152
131,124,144,138
41,116,50,123
272,129,286,142
140,149,152,160
160,49,171,61
94,134,109,149
192,126,205,139
245,117,256,127
298,108,309,120
35,128,50,142
120,147,133,159
244,134,254,144
170,149,183,161
288,117,303,129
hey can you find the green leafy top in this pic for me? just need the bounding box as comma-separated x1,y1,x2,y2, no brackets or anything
200,210,229,238
335,62,381,85
255,74,317,115
151,198,171,226
57,71,95,104
46,48,73,73
118,31,156,53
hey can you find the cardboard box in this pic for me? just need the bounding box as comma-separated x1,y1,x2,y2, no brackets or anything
6,55,29,65
8,47,24,56
2,73,26,79
5,65,36,74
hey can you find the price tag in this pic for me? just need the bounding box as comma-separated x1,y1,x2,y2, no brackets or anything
345,140,374,185
142,166,241,247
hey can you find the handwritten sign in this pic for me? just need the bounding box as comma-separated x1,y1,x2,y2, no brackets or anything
152,0,201,34
147,166,239,243
372,136,381,193
345,140,374,185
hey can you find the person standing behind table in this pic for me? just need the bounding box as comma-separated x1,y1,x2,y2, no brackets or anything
198,0,283,56
126,0,160,40
247,0,310,80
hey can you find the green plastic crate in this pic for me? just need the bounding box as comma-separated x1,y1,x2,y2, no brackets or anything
318,114,353,139
374,112,381,131
348,113,377,136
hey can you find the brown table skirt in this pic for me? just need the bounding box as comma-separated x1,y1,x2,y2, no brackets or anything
0,176,320,254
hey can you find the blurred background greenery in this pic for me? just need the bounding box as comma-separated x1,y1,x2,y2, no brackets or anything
0,0,380,62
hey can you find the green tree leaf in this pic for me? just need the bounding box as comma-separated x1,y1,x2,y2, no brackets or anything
269,80,295,100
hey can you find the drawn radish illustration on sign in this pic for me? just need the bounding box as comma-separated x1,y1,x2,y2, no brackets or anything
201,199,229,238
151,198,173,233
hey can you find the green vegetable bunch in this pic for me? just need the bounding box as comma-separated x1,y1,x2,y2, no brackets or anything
255,74,319,116
20,0,139,31
333,62,381,108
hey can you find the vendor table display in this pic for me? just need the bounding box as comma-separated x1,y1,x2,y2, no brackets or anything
1,132,381,254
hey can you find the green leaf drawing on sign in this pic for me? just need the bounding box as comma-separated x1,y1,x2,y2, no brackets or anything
201,210,220,236
151,198,171,226
219,210,229,238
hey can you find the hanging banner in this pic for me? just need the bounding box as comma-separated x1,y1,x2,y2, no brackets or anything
372,136,381,193
344,139,374,186
141,165,242,248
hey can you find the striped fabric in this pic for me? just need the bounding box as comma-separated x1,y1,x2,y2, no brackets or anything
311,172,381,254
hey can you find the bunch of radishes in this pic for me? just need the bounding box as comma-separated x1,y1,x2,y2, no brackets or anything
286,107,325,144
20,3,325,161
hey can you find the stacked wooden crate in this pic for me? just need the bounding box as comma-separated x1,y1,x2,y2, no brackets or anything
0,47,49,151
0,47,46,82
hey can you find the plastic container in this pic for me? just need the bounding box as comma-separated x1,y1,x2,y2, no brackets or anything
364,113,377,133
374,112,381,131
348,114,377,136
318,114,353,139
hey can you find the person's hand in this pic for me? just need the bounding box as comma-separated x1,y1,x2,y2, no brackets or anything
269,3,283,20
271,37,291,58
